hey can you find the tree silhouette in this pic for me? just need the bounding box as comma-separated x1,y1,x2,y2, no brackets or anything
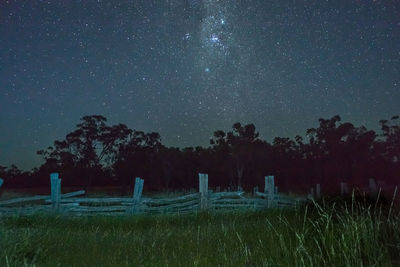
211,123,260,189
4,113,393,196
37,115,131,188
380,115,400,162
113,130,163,193
303,115,378,193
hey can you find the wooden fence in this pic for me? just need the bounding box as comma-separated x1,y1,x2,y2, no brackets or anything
0,173,305,216
306,179,398,199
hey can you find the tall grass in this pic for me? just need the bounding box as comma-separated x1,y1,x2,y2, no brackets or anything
0,197,399,266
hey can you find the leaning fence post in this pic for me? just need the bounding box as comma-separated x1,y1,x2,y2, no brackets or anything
264,176,275,208
199,173,209,210
128,177,144,214
50,173,61,212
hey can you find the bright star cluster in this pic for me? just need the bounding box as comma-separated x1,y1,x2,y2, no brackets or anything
0,0,399,170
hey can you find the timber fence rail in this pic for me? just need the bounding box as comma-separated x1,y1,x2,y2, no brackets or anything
0,173,307,217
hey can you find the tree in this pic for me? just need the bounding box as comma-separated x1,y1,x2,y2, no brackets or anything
210,122,260,188
65,115,132,168
379,115,400,162
113,130,163,193
0,165,7,178
25,113,398,195
37,115,132,187
304,115,377,192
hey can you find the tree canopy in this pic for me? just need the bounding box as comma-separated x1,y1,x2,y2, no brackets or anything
1,114,399,196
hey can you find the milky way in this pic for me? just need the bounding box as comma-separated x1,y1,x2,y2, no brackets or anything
0,0,399,170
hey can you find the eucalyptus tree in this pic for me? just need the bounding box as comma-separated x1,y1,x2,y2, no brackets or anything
305,115,377,191
37,115,132,187
377,115,400,184
113,130,163,192
210,122,261,189
379,115,400,163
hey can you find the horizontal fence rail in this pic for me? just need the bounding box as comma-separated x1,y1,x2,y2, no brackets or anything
0,173,310,217
0,173,396,217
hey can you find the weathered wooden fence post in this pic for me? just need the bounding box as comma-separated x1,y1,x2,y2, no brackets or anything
50,173,61,212
128,177,144,214
316,184,321,199
369,178,377,196
264,176,275,208
340,182,349,196
0,177,3,198
199,173,209,210
253,185,259,195
310,187,315,197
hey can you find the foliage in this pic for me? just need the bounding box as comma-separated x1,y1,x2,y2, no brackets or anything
1,114,399,195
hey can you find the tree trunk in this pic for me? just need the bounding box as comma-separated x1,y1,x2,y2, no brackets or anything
237,164,244,188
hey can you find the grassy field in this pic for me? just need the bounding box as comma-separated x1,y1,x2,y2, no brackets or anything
0,197,399,267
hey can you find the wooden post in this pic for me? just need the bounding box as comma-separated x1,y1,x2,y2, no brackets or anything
264,176,275,208
264,176,274,194
310,187,315,197
199,173,208,210
253,185,259,195
316,184,321,199
369,178,377,195
128,177,144,214
50,173,61,212
340,182,349,196
0,177,3,198
269,176,275,207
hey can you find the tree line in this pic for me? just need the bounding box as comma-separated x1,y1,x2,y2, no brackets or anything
1,114,399,195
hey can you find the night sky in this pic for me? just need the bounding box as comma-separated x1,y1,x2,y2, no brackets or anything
1,0,399,170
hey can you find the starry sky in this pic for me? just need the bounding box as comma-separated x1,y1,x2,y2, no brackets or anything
1,0,399,171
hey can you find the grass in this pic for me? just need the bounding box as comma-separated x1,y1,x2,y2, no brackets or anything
0,197,399,266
